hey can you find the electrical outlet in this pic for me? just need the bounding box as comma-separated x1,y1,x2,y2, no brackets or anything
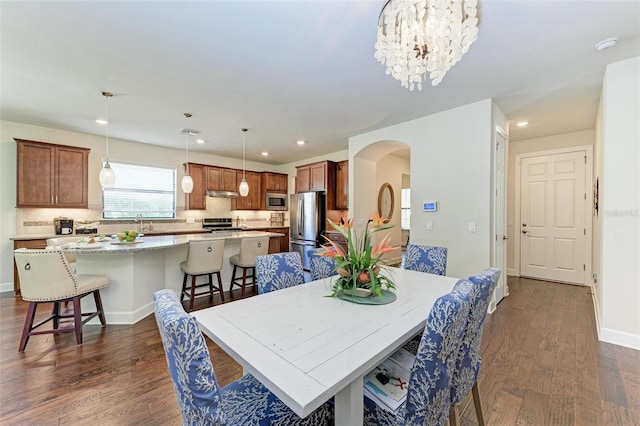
468,222,476,232
186,217,195,224
427,221,433,230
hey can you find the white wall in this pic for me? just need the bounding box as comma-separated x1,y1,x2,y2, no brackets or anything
507,129,595,274
349,99,497,278
0,120,284,290
598,56,640,349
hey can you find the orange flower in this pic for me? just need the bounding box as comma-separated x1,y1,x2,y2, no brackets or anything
372,234,396,256
319,239,345,258
369,212,386,227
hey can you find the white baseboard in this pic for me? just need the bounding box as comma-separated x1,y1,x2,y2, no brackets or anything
506,268,517,276
0,281,13,294
591,286,640,350
599,328,640,351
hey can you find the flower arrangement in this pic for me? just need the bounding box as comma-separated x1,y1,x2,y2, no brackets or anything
319,213,398,297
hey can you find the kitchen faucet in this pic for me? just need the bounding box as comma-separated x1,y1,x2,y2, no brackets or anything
136,213,143,232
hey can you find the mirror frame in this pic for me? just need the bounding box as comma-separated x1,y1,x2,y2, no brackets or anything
377,183,394,223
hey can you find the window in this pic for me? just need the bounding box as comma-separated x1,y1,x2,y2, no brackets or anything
103,162,176,219
401,188,410,230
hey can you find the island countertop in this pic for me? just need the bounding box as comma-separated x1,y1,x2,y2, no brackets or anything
60,231,283,254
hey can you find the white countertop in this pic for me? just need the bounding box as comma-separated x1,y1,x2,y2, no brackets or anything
59,231,283,254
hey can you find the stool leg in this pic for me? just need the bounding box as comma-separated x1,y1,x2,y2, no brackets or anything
72,296,83,345
189,275,196,312
241,267,247,297
230,265,238,291
180,273,188,302
216,271,225,303
52,301,61,329
93,290,106,326
19,302,38,352
208,273,214,302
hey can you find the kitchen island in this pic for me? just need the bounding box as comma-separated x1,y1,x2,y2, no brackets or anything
60,232,282,324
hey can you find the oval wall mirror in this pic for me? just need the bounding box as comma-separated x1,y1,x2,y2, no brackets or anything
377,183,394,222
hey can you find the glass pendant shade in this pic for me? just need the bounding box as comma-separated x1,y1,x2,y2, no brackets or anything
181,174,194,194
99,161,116,189
239,178,249,197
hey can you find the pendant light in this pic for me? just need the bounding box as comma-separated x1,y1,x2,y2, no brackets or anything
99,91,116,189
181,113,194,194
238,128,249,197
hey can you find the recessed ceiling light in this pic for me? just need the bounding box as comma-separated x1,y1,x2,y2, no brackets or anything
296,140,306,145
261,152,269,156
96,119,108,125
595,37,618,51
195,139,205,144
516,121,529,127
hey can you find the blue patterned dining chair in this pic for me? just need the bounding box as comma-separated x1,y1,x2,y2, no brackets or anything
255,252,305,294
153,289,334,426
404,244,448,275
308,249,337,281
363,279,474,426
449,268,501,426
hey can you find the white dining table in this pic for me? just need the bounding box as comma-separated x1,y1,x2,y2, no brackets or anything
192,267,458,425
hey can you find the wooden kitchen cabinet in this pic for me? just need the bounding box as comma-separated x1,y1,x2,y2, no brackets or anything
16,139,89,208
263,172,288,193
264,228,289,253
185,163,207,210
207,166,237,192
335,160,349,210
295,161,336,209
232,171,261,210
13,239,47,294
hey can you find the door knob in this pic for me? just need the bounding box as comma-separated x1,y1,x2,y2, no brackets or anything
522,223,527,227
522,230,528,234
503,235,508,240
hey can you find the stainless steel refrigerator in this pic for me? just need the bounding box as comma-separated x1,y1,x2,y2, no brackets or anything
290,192,325,271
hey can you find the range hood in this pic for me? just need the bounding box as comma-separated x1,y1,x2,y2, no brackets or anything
206,190,239,198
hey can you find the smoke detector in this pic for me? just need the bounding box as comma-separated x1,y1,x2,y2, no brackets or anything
595,37,618,51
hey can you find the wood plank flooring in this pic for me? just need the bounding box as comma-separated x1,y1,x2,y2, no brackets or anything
1,277,638,425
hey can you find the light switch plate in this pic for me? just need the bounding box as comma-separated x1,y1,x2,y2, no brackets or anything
468,222,476,232
427,221,433,230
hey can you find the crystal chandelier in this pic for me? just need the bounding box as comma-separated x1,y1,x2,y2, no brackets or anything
99,91,116,189
375,0,479,91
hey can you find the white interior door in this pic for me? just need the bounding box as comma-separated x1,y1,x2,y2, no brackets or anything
492,129,508,305
520,151,586,284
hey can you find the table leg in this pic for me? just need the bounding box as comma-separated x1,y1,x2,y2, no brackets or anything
334,375,363,426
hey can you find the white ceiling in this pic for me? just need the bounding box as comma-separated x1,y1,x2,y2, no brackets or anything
1,1,639,165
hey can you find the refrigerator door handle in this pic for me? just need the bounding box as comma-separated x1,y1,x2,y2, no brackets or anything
300,198,305,236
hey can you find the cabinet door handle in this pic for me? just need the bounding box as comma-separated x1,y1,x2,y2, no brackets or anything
55,195,58,204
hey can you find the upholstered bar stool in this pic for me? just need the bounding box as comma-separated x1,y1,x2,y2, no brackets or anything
229,236,270,297
13,249,109,352
46,236,83,270
180,239,226,311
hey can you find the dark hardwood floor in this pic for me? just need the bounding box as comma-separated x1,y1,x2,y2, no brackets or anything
0,277,638,425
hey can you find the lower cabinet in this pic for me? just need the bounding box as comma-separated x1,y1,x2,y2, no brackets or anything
13,239,47,295
265,228,290,253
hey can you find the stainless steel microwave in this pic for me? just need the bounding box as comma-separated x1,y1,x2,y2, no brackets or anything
265,192,288,211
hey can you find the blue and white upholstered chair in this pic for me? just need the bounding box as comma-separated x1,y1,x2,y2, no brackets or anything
308,249,337,281
153,289,334,425
363,279,474,426
449,268,501,426
404,244,448,275
255,252,305,294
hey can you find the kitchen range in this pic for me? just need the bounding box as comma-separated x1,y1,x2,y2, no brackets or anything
202,218,242,236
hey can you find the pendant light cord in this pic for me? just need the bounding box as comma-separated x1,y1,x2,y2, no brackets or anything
105,96,109,160
242,129,246,179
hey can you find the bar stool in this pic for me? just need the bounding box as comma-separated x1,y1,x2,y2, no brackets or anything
14,248,109,352
229,236,270,297
180,239,226,311
46,236,83,271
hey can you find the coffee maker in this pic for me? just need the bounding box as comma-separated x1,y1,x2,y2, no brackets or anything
54,217,74,235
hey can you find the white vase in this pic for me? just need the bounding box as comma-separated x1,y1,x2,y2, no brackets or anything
342,288,372,297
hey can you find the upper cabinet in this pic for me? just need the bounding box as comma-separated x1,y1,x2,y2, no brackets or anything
207,166,236,192
335,160,348,210
16,139,90,208
184,163,207,210
263,172,288,193
232,170,262,210
295,160,337,209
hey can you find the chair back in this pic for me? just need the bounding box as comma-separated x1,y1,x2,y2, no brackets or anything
184,239,225,274
238,236,270,266
256,252,305,294
450,267,501,405
404,279,473,426
153,289,227,425
309,249,337,281
14,249,79,301
46,236,82,263
404,244,448,275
